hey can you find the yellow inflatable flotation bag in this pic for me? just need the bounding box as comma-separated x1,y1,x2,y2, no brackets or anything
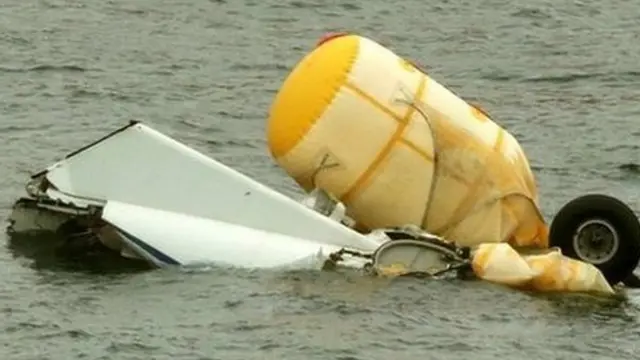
470,243,614,294
267,33,548,250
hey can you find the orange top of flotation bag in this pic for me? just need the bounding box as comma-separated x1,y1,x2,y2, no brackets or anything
316,32,350,47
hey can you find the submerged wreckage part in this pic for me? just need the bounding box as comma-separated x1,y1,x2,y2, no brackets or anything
367,226,470,277
267,33,547,249
364,227,617,295
8,121,382,253
100,200,370,270
370,238,470,278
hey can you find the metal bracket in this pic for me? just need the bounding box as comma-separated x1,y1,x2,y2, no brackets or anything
370,238,469,278
322,226,472,278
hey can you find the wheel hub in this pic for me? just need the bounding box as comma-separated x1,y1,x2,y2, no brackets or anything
572,219,619,265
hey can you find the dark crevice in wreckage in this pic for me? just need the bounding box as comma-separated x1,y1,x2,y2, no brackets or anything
6,201,151,274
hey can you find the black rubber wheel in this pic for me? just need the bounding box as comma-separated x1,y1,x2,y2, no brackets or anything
549,194,640,286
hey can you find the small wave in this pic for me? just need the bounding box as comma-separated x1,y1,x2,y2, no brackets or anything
229,63,289,72
534,163,640,182
177,118,221,130
619,163,640,174
263,16,299,24
37,329,92,340
481,71,640,84
233,321,272,332
214,110,245,120
149,62,203,76
288,1,324,9
0,64,90,73
333,353,361,360
604,144,640,152
0,123,53,132
332,302,374,316
5,321,60,334
340,2,361,10
108,7,147,15
68,88,132,102
511,8,553,19
480,72,517,82
106,340,160,352
530,165,572,176
206,138,260,149
0,33,30,45
525,72,603,83
223,299,244,309
529,71,640,84
39,0,84,9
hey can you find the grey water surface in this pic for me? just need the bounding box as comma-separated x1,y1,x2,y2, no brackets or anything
2,0,640,359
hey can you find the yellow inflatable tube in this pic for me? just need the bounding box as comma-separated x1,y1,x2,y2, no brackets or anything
470,243,614,294
267,33,547,249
